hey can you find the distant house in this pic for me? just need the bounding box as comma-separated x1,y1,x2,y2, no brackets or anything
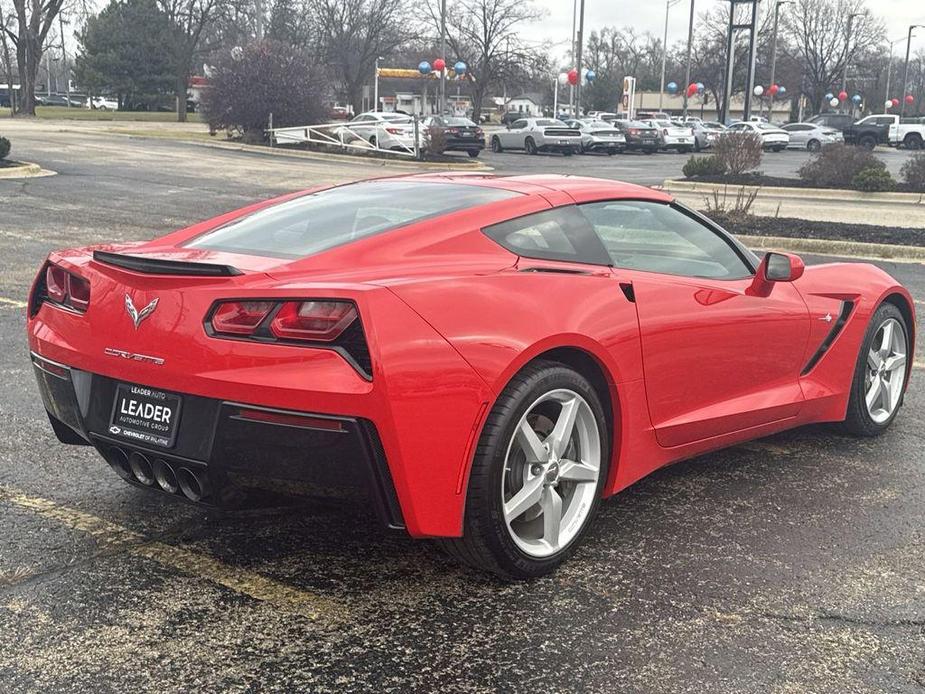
502,93,545,116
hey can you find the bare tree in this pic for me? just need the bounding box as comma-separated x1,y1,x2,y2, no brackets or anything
782,0,883,113
0,3,17,113
426,0,544,119
157,0,220,121
1,0,66,115
309,0,411,115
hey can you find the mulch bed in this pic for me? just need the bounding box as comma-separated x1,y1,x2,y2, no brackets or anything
709,212,925,248
687,172,924,194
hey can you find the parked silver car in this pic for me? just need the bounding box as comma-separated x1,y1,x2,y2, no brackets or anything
687,121,726,151
490,118,583,155
563,119,627,154
781,122,844,151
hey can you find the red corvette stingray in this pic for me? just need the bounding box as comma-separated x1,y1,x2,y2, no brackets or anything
28,174,915,578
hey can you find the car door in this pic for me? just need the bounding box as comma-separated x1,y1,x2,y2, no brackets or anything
501,120,528,149
784,124,807,147
578,199,810,447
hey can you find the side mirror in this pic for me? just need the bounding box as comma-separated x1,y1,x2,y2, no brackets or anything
763,252,805,282
749,252,804,296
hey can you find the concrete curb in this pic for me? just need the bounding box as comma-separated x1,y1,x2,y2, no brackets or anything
0,161,55,179
109,128,493,171
664,179,925,205
742,234,925,263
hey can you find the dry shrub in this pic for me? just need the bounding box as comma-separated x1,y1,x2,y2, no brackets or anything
798,143,885,188
713,131,763,174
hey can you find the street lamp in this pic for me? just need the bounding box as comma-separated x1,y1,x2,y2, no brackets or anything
373,56,383,112
766,0,791,118
901,25,925,116
659,0,682,111
681,0,696,118
841,11,864,112
885,35,907,107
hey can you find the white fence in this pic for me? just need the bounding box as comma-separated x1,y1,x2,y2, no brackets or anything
267,115,422,159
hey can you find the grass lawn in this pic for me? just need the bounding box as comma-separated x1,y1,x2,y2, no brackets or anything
35,106,203,122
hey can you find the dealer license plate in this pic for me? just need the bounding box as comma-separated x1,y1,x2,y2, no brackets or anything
109,383,182,448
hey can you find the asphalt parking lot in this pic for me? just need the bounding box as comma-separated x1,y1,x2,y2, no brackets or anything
1,121,924,693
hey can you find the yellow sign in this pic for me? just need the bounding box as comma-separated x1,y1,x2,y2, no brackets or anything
377,68,468,80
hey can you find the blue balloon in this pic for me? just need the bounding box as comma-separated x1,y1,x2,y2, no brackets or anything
696,82,705,94
666,81,678,93
852,94,862,104
825,92,833,100
778,85,786,95
454,61,467,75
586,69,596,83
418,61,432,75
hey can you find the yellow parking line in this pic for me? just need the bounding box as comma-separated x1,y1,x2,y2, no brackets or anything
914,361,925,370
0,297,27,309
0,485,343,621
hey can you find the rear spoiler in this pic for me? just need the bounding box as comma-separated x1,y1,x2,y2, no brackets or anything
92,250,242,277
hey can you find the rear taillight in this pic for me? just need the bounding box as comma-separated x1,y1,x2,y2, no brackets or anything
270,301,358,342
206,299,370,377
386,127,403,134
475,127,483,136
629,128,639,135
211,301,275,334
38,262,91,313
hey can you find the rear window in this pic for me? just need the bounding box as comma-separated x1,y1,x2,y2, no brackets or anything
186,181,520,259
443,117,476,126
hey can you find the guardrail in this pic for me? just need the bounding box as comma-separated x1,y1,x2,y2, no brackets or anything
267,116,422,159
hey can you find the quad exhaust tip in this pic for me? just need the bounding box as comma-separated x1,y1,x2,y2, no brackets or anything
177,467,209,502
104,446,209,502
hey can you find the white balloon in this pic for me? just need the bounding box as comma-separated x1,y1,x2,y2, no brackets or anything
830,97,839,107
753,85,764,96
558,72,569,86
885,99,893,109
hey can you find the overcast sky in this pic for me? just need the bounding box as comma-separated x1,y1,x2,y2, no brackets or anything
525,0,925,65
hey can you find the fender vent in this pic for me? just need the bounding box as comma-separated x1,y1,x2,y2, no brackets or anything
801,300,854,375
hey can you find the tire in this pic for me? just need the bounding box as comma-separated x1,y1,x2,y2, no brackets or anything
643,149,655,155
563,149,573,156
441,360,610,579
859,135,876,150
839,302,909,437
467,150,480,158
491,136,503,153
525,137,537,155
368,135,378,148
807,139,821,152
904,134,923,150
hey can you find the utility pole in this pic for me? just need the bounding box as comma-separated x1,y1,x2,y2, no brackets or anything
901,25,924,116
574,0,585,117
659,0,681,111
841,12,863,112
766,0,790,118
681,0,695,118
885,35,906,106
373,56,381,112
721,0,759,124
255,0,263,39
569,0,577,116
439,0,447,114
59,13,70,107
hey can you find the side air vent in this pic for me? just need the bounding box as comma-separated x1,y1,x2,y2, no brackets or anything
619,282,635,302
93,251,242,277
801,300,855,375
519,266,590,275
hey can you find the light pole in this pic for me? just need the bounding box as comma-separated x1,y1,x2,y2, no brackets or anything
574,0,586,117
901,25,925,116
373,56,382,112
766,0,790,118
59,14,71,107
885,35,906,107
681,0,695,118
841,11,863,112
659,0,682,111
439,0,447,114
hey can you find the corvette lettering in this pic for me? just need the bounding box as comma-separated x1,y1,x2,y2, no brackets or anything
104,348,165,365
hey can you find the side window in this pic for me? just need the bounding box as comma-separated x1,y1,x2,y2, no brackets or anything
511,120,527,130
579,200,753,279
482,206,609,265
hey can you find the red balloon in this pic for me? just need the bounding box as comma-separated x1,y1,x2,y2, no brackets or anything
892,98,901,107
768,84,779,96
433,58,446,72
686,83,697,97
567,68,579,86
837,90,848,101
905,94,915,105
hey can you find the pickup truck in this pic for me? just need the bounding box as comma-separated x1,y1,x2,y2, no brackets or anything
841,114,897,149
888,118,925,149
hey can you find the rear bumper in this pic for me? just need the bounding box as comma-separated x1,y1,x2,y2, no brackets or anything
31,352,404,528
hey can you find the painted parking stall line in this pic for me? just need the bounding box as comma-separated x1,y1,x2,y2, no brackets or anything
0,484,344,621
0,297,27,309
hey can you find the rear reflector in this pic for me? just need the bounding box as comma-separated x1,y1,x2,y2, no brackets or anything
235,408,345,432
211,301,275,335
270,301,357,342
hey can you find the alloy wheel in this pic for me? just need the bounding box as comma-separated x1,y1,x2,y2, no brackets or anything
865,317,907,424
501,389,601,558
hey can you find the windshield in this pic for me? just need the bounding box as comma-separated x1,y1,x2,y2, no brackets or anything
186,181,520,259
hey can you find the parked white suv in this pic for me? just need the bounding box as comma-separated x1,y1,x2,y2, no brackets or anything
89,96,118,111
